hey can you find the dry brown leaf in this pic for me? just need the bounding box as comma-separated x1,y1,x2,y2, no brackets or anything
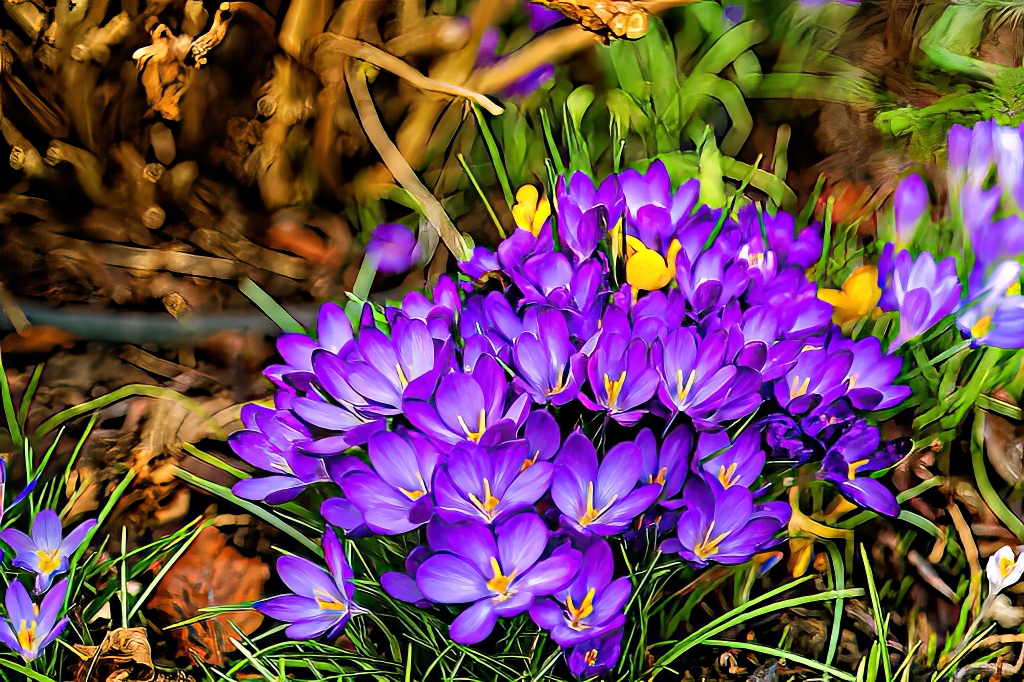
147,527,268,665
536,0,650,40
1,326,77,353
73,627,154,682
983,412,1024,486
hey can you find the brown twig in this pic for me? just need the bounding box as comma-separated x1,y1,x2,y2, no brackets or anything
949,502,984,618
345,61,470,261
309,34,503,115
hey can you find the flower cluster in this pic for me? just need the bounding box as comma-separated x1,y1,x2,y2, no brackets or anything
240,161,913,675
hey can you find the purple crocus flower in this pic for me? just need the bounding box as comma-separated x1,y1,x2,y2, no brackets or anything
0,578,67,660
461,246,501,280
530,539,630,646
415,514,581,645
381,545,433,608
893,174,929,246
959,261,1024,348
254,528,362,639
886,250,962,349
229,403,330,504
699,430,765,491
551,432,662,535
773,346,853,416
635,425,691,505
264,302,354,388
662,476,790,567
387,275,461,340
527,2,563,31
0,510,96,594
556,172,624,261
675,243,750,314
404,354,529,446
747,268,834,339
513,308,582,405
820,420,906,517
759,413,816,464
366,223,422,274
337,430,441,535
653,328,763,429
433,440,553,525
579,330,659,426
825,334,911,410
520,409,561,470
565,629,623,679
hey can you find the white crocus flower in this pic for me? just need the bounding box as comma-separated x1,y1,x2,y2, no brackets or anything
987,545,1024,596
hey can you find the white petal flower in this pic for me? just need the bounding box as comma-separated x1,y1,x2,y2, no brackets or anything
987,545,1024,596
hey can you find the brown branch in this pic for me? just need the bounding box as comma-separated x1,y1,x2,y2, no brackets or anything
346,62,470,261
310,33,503,115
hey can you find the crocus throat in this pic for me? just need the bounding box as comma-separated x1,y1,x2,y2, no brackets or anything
603,371,627,409
847,459,870,480
717,463,741,488
971,315,992,339
395,363,409,389
398,471,428,501
579,481,618,527
1001,555,1017,578
565,587,596,628
648,466,667,486
469,478,501,520
789,375,811,401
16,619,37,654
584,648,599,666
520,450,541,473
313,588,348,612
457,409,488,443
676,369,696,404
486,557,517,599
694,521,732,560
36,549,61,574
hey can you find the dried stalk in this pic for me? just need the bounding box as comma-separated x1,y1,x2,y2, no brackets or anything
466,25,597,94
309,34,503,115
346,61,469,261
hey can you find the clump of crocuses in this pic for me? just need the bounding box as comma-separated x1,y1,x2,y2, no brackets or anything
235,157,916,676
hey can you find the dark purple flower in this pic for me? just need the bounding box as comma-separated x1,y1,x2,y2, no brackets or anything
530,539,631,646
433,440,552,525
556,172,624,261
773,346,853,416
653,328,762,429
387,275,461,340
886,250,961,349
337,430,441,535
264,302,353,388
662,476,789,567
254,528,362,639
726,305,803,381
579,331,659,426
415,514,581,645
513,308,583,404
698,429,765,491
0,511,96,594
404,354,530,446
747,268,833,339
0,578,67,660
820,420,906,517
551,432,661,535
520,409,561,470
758,414,816,464
461,246,501,280
527,2,563,31
959,262,1024,348
635,425,691,504
366,223,422,274
675,242,750,313
565,629,623,679
229,403,330,503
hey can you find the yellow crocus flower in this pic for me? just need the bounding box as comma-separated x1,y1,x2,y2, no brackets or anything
511,184,551,237
817,265,881,327
624,236,681,293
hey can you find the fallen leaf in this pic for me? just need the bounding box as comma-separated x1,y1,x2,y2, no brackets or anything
147,527,268,665
1,327,77,353
73,627,154,682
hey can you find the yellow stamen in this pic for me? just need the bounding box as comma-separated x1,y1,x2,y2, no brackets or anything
396,363,409,389
694,521,732,560
848,374,859,391
609,219,624,265
847,458,870,480
648,466,668,485
457,409,488,443
36,549,60,575
676,369,696,404
313,588,348,611
579,481,618,526
485,557,517,599
971,315,992,339
789,375,811,401
603,371,627,409
584,649,599,666
1001,555,1017,578
565,587,596,628
17,619,37,653
520,450,541,473
397,471,427,501
717,463,741,489
468,478,501,519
